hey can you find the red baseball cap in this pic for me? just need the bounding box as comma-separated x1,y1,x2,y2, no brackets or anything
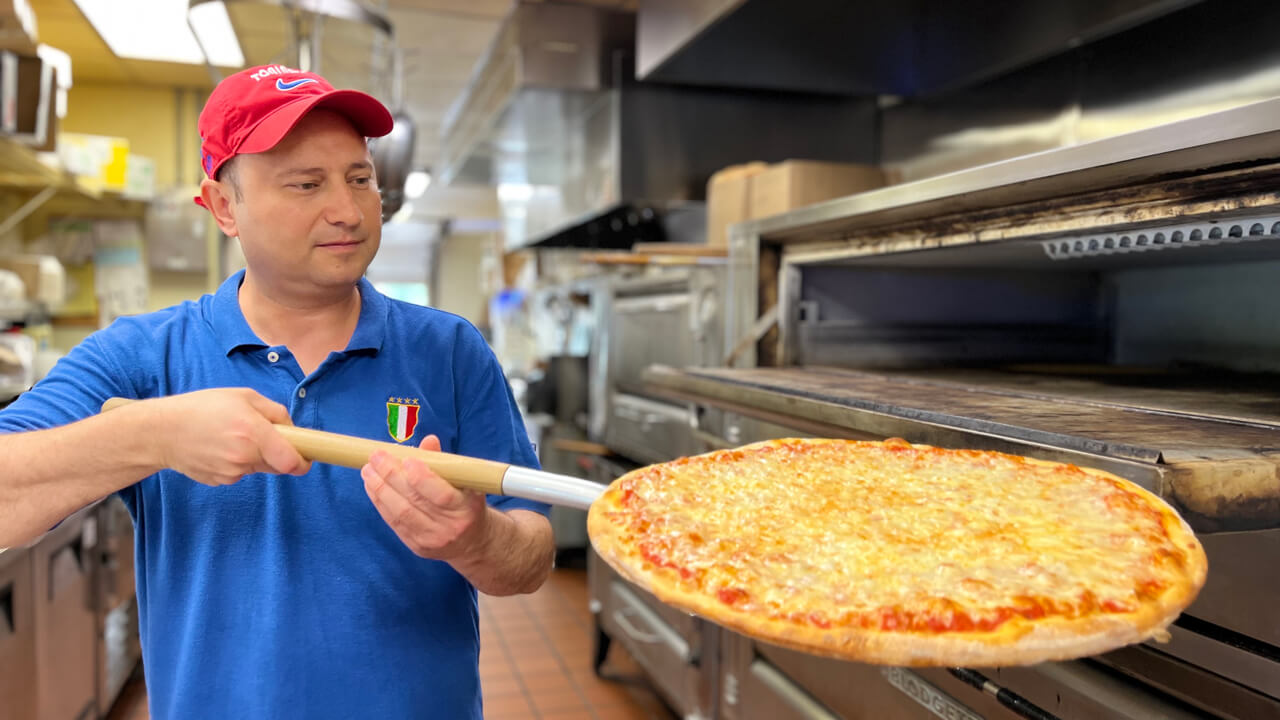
196,64,394,207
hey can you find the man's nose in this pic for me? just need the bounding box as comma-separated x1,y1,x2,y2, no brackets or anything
325,183,363,227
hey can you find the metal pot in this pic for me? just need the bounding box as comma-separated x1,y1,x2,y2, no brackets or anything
369,110,416,221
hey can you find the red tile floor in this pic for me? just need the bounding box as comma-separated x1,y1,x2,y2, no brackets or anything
106,567,675,720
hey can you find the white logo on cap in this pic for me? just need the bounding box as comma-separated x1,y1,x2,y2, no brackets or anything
250,65,303,81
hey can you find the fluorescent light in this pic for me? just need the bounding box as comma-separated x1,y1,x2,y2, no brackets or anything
72,0,244,67
404,171,431,199
497,182,534,204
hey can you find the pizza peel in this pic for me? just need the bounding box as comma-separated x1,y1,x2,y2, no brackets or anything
100,397,607,509
99,398,1204,679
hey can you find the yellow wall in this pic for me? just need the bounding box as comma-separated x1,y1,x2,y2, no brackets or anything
434,233,493,327
61,83,207,188
150,269,212,311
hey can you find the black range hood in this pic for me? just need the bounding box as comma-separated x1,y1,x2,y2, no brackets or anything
636,0,1204,97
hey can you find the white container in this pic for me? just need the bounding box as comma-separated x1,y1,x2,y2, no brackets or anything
0,254,64,311
0,330,35,399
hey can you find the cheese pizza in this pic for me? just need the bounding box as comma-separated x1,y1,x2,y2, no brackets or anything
586,438,1207,667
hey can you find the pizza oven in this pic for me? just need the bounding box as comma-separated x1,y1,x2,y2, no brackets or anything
631,96,1280,720
578,4,1280,715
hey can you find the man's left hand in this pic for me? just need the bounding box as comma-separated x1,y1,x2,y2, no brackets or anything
362,434,490,562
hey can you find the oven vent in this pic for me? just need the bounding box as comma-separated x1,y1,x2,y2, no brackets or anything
1041,215,1280,260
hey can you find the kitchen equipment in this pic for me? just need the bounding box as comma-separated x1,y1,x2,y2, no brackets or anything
590,249,729,466
32,511,97,720
369,109,415,221
637,96,1280,719
0,546,37,720
92,496,139,716
438,2,876,251
368,47,415,222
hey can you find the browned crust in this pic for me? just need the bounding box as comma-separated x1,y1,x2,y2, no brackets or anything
586,438,1209,667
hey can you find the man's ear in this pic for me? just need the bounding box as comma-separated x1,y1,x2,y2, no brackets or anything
200,178,239,238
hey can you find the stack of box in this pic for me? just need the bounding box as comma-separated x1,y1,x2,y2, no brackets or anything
707,160,887,248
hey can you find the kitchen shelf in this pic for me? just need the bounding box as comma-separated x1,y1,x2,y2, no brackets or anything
644,364,1280,533
0,136,96,197
0,137,146,221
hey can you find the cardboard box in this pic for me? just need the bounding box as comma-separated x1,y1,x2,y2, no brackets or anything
706,162,767,248
706,160,885,248
749,160,885,220
0,0,37,54
0,50,54,146
0,254,64,308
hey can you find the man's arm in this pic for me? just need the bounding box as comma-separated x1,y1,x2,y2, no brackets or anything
452,508,554,596
362,436,555,596
0,407,166,548
0,389,309,549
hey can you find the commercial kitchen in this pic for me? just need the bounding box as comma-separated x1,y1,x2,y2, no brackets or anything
3,1,1280,719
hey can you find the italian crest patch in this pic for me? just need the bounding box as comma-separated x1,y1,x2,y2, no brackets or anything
386,397,420,443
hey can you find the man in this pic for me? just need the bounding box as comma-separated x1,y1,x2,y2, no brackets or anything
0,65,554,719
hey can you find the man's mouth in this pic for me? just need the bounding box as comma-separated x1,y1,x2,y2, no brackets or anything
317,238,363,248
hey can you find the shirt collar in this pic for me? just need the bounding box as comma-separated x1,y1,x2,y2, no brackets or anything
346,277,387,354
209,270,388,356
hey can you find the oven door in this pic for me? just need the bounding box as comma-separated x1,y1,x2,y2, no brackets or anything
608,269,724,397
605,392,703,466
598,267,725,463
721,632,1212,720
589,548,716,719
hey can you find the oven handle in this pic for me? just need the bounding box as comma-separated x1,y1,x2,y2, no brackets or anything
750,659,841,720
612,607,663,644
948,668,1063,720
610,582,696,664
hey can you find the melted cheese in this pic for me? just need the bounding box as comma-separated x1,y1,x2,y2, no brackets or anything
607,439,1188,631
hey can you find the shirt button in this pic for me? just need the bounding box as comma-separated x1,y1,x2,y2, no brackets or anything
298,388,307,399
267,351,280,363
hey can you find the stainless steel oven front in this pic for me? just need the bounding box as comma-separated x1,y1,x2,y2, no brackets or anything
592,265,727,465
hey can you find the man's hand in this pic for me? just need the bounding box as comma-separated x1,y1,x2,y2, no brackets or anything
150,388,311,485
361,434,491,562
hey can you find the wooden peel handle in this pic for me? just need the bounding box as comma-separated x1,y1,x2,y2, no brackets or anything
99,397,509,495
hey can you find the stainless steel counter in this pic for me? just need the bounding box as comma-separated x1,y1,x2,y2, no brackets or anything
0,542,37,720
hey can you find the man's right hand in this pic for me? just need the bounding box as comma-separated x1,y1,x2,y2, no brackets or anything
146,388,311,485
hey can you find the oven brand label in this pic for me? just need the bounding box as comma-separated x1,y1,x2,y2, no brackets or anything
882,668,985,720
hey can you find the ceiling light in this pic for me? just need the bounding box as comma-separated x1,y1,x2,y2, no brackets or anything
72,0,244,67
497,182,534,204
404,171,431,199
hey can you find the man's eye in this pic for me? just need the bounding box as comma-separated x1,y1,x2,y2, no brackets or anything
351,177,372,187
294,182,319,191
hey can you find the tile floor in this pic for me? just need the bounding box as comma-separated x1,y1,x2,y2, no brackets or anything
478,565,675,720
106,567,675,720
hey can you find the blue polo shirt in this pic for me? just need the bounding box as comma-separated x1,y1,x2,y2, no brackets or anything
0,270,547,719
